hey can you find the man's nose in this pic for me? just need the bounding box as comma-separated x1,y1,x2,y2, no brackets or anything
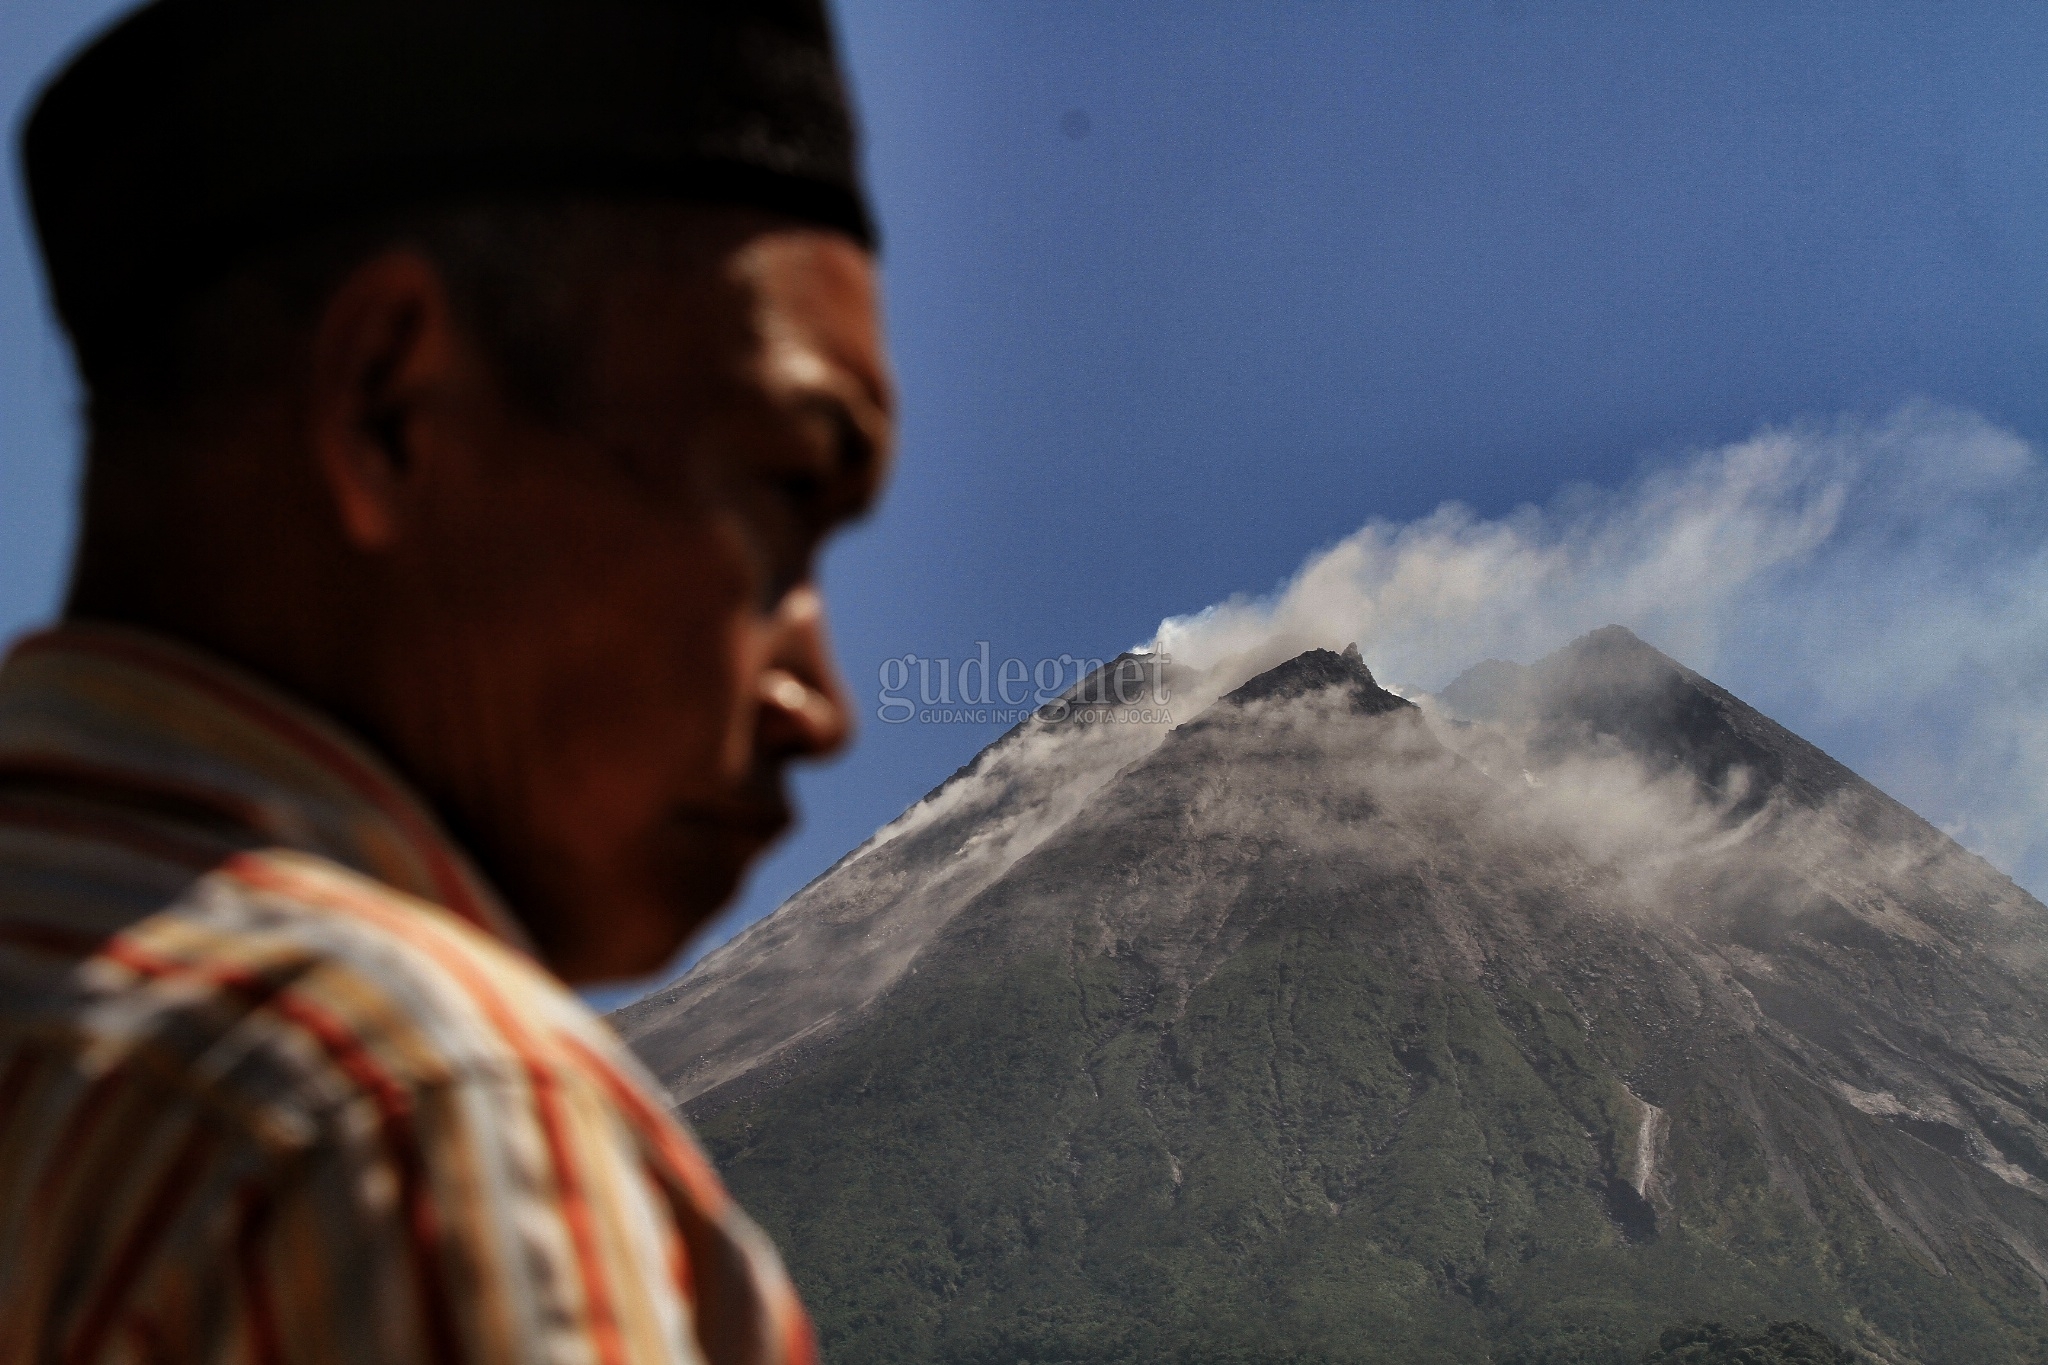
756,586,853,759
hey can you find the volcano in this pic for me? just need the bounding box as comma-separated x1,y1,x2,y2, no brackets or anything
615,628,2048,1364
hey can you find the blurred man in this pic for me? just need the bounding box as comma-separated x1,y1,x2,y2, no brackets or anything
0,3,890,1362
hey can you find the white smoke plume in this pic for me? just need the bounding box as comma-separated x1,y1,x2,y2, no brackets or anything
1148,403,2048,897
630,403,2048,1093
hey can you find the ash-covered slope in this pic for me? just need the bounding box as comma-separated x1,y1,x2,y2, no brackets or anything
612,652,1190,1103
624,630,2048,1364
1438,625,1887,820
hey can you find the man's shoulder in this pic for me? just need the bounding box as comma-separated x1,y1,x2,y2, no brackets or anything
0,845,640,1148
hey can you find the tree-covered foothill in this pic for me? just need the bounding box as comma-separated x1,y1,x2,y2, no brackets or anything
1641,1321,1857,1363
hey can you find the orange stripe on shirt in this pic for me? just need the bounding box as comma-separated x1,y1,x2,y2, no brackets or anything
555,1032,801,1364
558,1033,735,1220
527,1068,631,1365
99,936,465,1365
223,853,633,1365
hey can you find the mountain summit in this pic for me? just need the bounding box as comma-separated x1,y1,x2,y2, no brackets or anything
618,629,2048,1364
1217,642,1409,715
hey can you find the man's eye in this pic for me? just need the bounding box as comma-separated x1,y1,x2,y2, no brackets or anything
777,471,825,515
753,475,823,611
830,406,876,482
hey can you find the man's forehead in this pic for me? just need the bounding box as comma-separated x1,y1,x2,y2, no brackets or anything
586,224,888,423
739,233,891,413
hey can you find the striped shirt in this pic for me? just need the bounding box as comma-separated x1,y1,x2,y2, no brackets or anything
0,624,816,1365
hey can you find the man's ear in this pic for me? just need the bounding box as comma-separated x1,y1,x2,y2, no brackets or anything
306,250,465,551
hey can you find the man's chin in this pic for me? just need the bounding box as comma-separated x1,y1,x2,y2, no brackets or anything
496,815,789,984
572,854,757,986
652,819,786,936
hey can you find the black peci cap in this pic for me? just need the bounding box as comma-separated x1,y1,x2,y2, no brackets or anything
21,0,874,377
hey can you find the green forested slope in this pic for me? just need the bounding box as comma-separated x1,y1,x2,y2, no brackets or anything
700,929,2036,1362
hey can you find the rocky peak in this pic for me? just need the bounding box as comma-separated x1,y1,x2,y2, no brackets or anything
1222,644,1413,716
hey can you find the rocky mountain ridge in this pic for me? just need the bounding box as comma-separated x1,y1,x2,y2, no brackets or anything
619,628,2048,1363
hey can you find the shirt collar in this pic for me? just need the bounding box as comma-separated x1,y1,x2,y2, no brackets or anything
0,622,534,953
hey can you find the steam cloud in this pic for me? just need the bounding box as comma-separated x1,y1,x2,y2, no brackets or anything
1148,403,2048,898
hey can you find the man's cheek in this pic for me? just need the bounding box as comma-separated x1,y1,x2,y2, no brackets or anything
672,633,770,772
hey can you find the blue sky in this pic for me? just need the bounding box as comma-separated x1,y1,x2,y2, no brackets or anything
4,2,2047,992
